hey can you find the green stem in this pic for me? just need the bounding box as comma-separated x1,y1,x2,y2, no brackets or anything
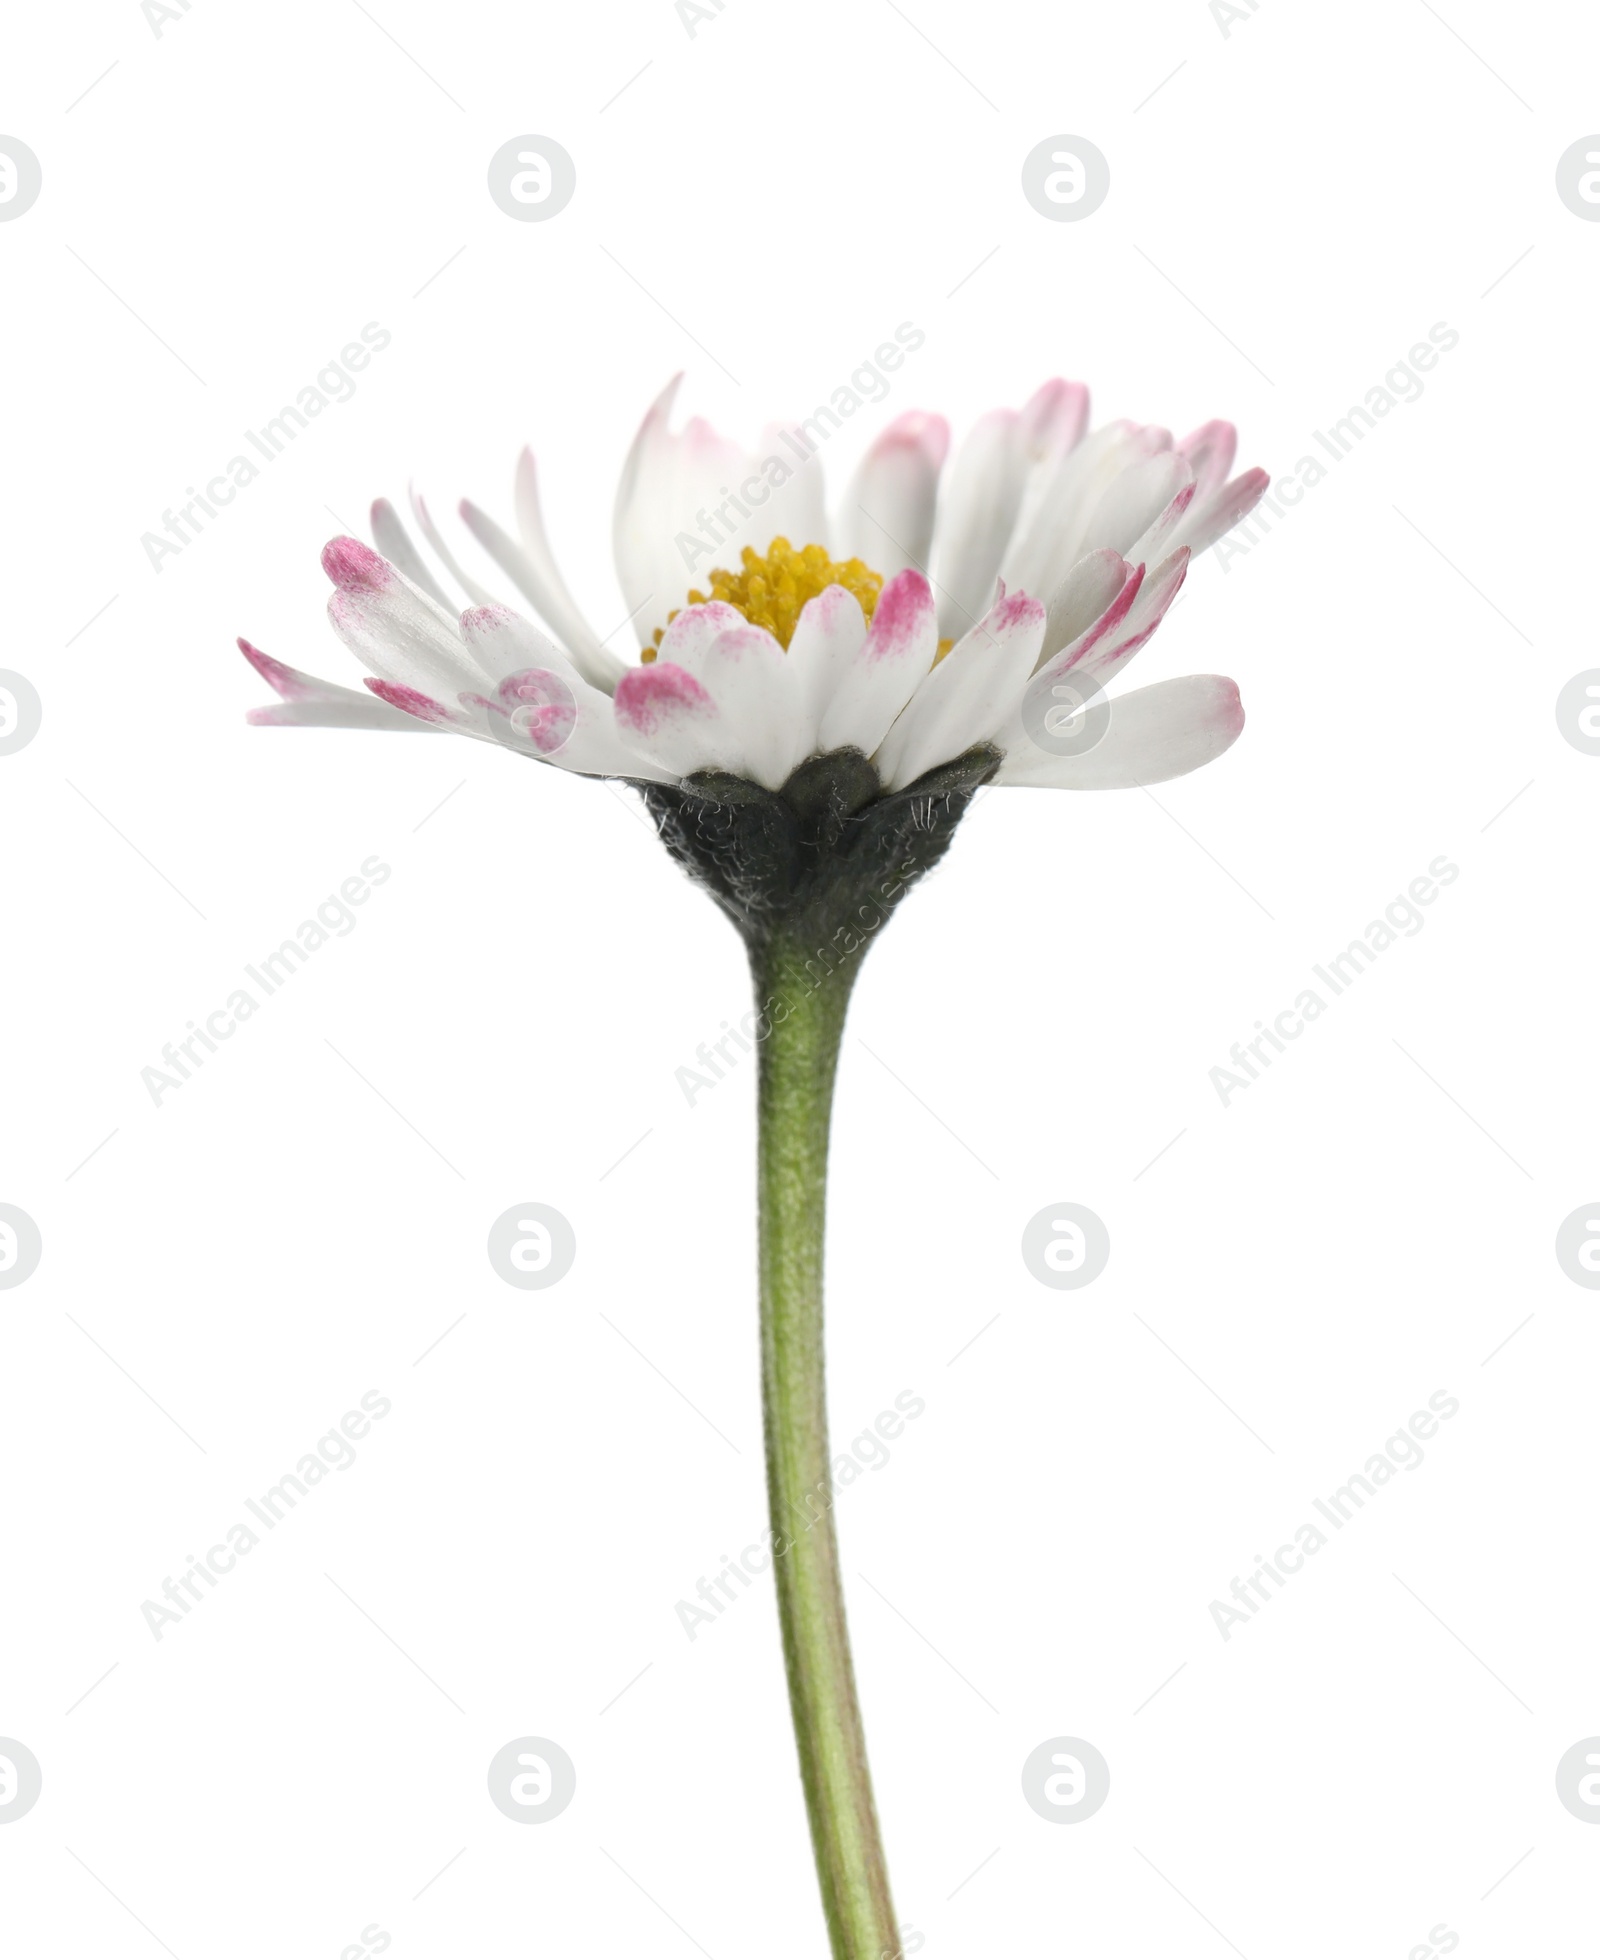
754,933,898,1960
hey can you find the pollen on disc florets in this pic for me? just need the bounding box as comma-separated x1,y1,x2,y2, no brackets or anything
646,538,884,659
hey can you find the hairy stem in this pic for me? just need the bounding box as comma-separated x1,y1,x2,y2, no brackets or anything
754,933,898,1960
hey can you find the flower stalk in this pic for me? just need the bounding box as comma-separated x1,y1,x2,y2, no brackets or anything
635,747,996,1953
754,933,896,1960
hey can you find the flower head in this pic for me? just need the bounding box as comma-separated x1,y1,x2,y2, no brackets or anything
239,376,1265,949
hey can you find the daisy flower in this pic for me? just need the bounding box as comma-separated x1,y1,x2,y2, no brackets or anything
239,374,1265,800
237,374,1266,1960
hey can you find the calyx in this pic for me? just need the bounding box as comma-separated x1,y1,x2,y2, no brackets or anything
640,744,1000,971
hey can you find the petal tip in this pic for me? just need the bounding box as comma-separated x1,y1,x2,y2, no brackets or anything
236,637,302,699
614,660,713,735
868,566,935,646
363,677,453,724
322,536,391,593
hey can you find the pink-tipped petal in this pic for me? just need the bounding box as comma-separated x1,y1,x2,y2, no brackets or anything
237,637,310,700
615,662,715,732
816,569,937,758
863,567,937,662
1019,378,1091,457
839,411,951,578
322,536,392,593
1052,561,1147,674
889,409,951,470
1179,420,1238,499
457,602,575,687
1126,479,1197,565
1175,468,1271,555
929,384,1087,644
325,543,483,704
612,376,762,646
875,585,1046,790
1086,549,1189,680
999,418,1147,596
236,637,430,731
928,409,1017,640
1025,551,1190,718
363,678,458,725
654,600,749,679
613,659,727,781
1037,549,1133,668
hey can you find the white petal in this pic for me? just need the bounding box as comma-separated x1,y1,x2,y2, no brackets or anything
250,697,434,731
362,678,476,729
370,499,453,609
786,585,869,751
1003,379,1093,560
408,487,505,609
1016,561,1145,720
237,638,434,732
654,600,750,681
1072,548,1189,687
1167,468,1270,556
457,604,586,687
1038,548,1133,669
613,659,728,781
613,376,753,645
876,588,1046,791
815,570,936,759
512,447,626,687
928,408,1021,641
837,411,949,577
1125,481,1198,566
459,454,624,691
364,669,646,777
999,419,1149,596
992,555,1175,755
997,674,1244,789
1012,549,1190,724
321,538,482,701
1074,449,1192,560
612,378,686,641
699,624,806,790
930,382,1085,643
1178,420,1237,499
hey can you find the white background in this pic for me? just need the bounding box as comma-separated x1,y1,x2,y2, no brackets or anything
4,0,1597,1954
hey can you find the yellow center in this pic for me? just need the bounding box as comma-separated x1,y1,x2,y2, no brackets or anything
647,538,884,657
